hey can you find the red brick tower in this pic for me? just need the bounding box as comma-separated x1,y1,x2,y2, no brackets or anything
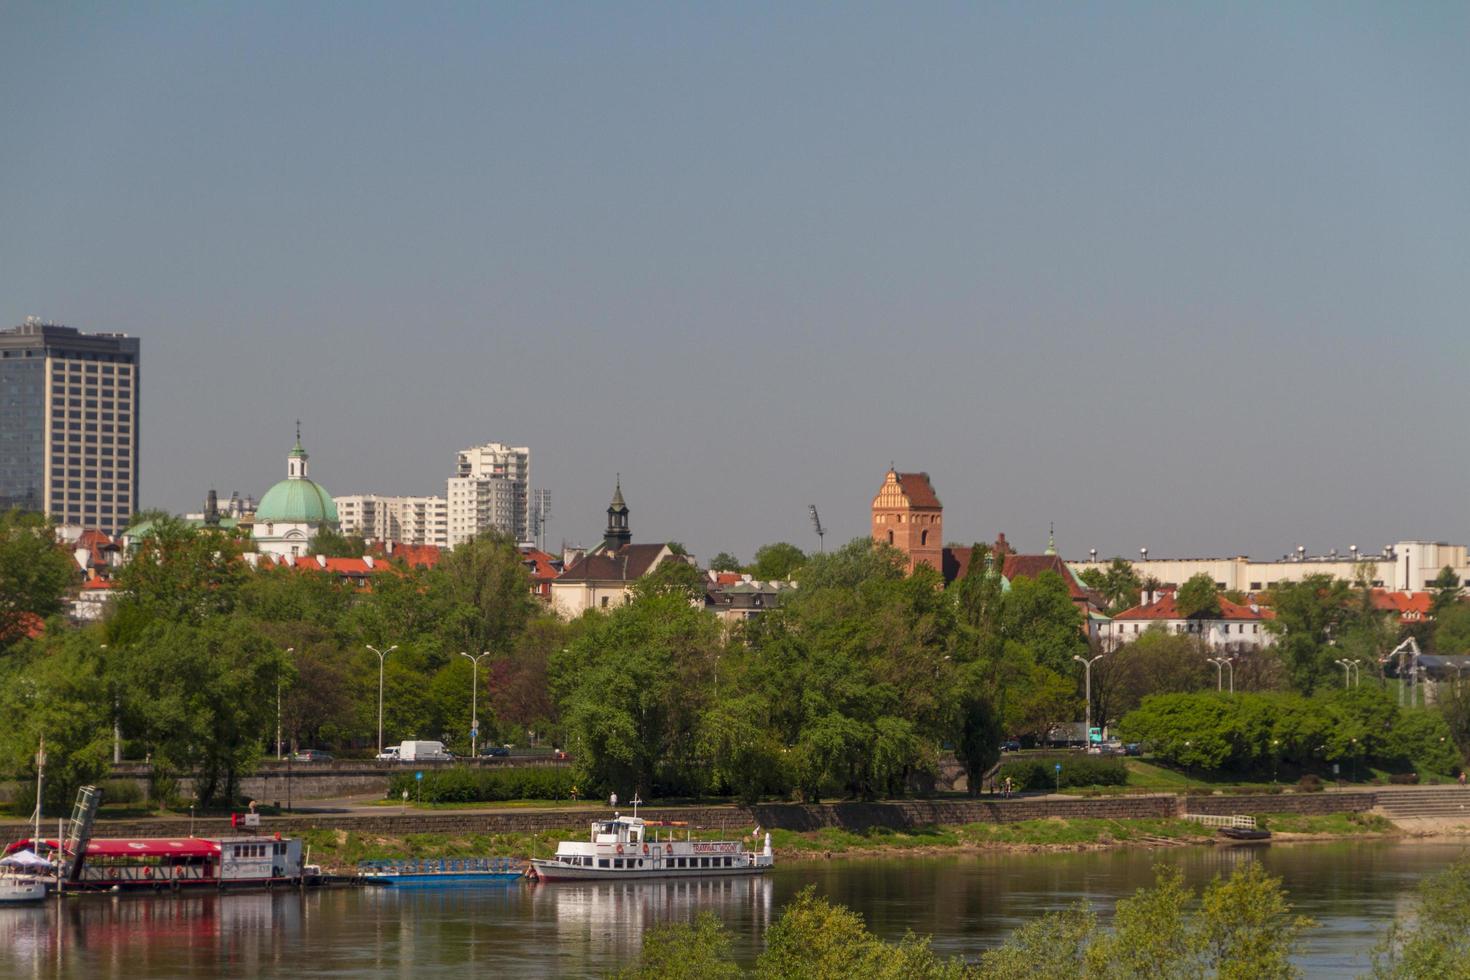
871,469,943,574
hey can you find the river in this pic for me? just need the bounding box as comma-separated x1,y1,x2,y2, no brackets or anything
1,839,1465,977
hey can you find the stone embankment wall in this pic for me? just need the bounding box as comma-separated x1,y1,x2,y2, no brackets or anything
0,791,1363,843
1181,792,1376,816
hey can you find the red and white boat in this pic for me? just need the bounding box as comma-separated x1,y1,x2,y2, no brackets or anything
4,835,304,891
532,812,774,882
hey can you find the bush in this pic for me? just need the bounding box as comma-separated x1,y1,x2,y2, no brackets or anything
1297,774,1323,793
1389,772,1420,785
997,755,1127,792
389,766,576,804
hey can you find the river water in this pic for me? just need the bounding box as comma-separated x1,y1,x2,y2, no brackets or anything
1,840,1465,978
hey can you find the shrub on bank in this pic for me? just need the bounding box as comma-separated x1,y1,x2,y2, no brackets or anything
996,755,1127,792
388,766,576,804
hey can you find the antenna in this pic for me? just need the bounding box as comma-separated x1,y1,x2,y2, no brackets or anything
808,504,826,553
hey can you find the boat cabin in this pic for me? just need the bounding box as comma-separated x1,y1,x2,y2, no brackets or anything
5,835,303,889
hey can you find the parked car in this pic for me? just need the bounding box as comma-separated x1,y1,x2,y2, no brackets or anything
479,746,510,758
293,749,333,763
396,740,453,762
1000,740,1022,753
1124,743,1142,757
375,747,400,761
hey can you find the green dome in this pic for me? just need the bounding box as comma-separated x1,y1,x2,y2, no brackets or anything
255,477,338,525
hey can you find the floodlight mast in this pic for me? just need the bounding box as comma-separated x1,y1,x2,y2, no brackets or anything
809,505,826,553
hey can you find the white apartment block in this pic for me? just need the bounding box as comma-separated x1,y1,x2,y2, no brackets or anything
335,494,448,547
446,442,531,546
1070,540,1470,595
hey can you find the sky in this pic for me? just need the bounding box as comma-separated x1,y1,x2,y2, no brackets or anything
2,2,1466,563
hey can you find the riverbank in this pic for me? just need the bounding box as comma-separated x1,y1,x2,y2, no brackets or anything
293,811,1401,870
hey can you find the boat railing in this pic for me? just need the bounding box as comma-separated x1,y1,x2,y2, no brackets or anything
356,857,518,875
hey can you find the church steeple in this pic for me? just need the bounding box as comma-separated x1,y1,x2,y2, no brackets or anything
287,420,309,480
603,475,631,552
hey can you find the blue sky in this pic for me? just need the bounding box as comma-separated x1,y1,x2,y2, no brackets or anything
2,3,1466,561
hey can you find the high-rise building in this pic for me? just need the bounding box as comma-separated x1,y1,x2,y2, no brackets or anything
335,493,448,547
446,442,531,546
0,319,140,535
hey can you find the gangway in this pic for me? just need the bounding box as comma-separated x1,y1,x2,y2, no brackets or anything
60,785,103,882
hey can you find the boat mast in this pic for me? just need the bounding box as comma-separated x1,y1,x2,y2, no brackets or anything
33,737,44,848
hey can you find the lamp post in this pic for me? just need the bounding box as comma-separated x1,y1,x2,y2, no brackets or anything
1072,653,1105,746
1335,658,1353,689
1207,657,1233,692
101,644,119,764
459,650,492,757
278,647,293,760
1271,738,1280,783
367,644,398,756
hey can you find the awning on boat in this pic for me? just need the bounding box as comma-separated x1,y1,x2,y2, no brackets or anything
0,849,53,869
5,837,222,858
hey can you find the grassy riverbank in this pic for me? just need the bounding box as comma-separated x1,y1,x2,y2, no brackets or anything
295,812,1399,870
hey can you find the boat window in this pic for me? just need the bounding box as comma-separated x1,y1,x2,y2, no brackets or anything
614,859,623,869
598,859,609,868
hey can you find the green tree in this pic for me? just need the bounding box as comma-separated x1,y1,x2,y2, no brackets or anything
1371,858,1470,979
432,529,536,658
1265,575,1354,694
1429,566,1463,618
1084,865,1198,979
1176,573,1222,619
708,552,742,573
553,592,722,796
979,905,1097,980
630,557,707,602
1092,629,1212,725
1432,603,1470,655
0,509,77,652
749,542,807,580
997,572,1085,675
613,911,742,980
1196,861,1313,979
755,886,969,980
0,631,114,809
112,518,249,628
115,615,287,805
307,527,367,558
1077,558,1144,615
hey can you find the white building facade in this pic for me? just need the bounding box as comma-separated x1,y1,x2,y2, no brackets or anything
446,442,531,546
1071,540,1469,595
335,494,448,547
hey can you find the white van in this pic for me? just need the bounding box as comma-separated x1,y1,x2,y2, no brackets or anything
396,740,453,762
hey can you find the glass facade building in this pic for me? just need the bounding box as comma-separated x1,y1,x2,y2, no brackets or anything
0,321,141,535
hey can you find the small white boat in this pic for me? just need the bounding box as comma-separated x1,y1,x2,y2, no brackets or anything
532,812,774,882
0,874,47,904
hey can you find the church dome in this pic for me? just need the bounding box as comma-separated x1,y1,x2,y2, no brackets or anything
254,432,338,526
255,477,337,525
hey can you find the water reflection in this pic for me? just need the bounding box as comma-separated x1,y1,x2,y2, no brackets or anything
0,842,1466,978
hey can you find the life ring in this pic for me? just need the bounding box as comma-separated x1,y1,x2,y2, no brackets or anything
642,843,649,856
615,844,624,855
143,866,153,879
665,843,673,856
108,867,119,881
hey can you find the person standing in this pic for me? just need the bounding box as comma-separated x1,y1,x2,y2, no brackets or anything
610,791,619,808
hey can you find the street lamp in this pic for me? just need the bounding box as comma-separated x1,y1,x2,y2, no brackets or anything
278,647,293,760
1207,657,1233,692
1335,658,1354,689
1072,653,1105,746
101,644,119,764
367,644,398,755
459,650,493,757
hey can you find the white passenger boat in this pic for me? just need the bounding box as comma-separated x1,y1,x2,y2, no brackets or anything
532,812,774,882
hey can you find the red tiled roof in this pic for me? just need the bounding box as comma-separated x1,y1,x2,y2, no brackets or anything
1002,553,1091,600
0,612,45,644
388,544,443,569
1113,593,1273,622
519,547,560,582
290,556,380,577
713,571,744,586
1370,590,1433,619
895,472,942,509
